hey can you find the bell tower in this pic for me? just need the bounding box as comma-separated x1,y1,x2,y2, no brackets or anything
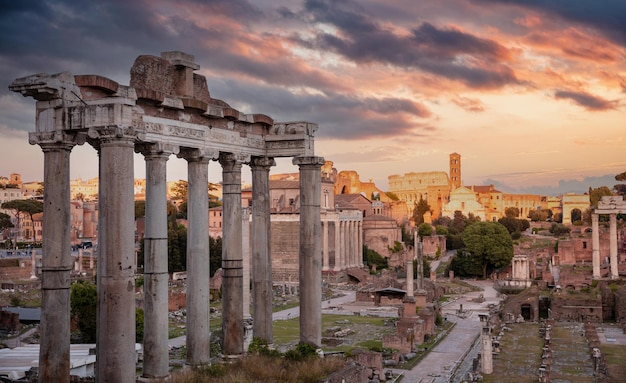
449,153,461,190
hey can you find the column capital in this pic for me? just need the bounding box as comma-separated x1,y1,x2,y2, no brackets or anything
250,156,276,169
30,130,87,151
135,142,179,158
87,125,143,146
293,155,325,168
177,147,218,163
219,152,250,166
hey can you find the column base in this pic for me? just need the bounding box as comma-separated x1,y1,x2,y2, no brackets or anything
137,374,170,382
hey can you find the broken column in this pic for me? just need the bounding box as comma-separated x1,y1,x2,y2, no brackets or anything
479,314,493,375
294,156,324,346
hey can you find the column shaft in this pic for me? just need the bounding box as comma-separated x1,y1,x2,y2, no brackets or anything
322,220,329,271
251,157,274,343
591,213,600,279
293,156,324,347
96,138,136,383
142,150,171,379
333,220,341,271
38,143,73,383
220,154,244,355
610,214,618,279
185,156,211,365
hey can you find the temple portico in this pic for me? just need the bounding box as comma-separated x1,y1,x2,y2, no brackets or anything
591,196,626,280
11,52,323,383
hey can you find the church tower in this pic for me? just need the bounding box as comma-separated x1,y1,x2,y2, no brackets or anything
449,153,461,190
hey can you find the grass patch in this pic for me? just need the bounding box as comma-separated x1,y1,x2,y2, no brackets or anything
601,343,626,382
169,353,345,383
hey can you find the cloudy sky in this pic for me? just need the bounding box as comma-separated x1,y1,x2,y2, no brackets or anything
1,0,624,195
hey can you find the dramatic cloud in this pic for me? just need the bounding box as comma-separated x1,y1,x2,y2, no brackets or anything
474,0,626,46
1,0,624,194
553,90,618,111
298,0,519,89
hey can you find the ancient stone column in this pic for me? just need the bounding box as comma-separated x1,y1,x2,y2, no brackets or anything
322,220,329,271
610,214,618,279
592,213,600,279
250,157,274,343
34,133,83,383
94,128,137,383
334,220,341,271
293,156,324,347
406,251,414,298
416,234,424,290
242,207,251,320
137,143,177,380
220,153,245,356
481,325,493,374
339,221,346,270
180,149,213,366
358,220,363,267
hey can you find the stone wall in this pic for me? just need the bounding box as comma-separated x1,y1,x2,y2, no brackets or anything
614,285,626,324
551,294,603,322
271,220,300,283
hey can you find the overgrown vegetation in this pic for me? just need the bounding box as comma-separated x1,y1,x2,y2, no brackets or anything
169,342,345,383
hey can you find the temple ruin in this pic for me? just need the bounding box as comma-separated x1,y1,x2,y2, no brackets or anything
9,51,324,383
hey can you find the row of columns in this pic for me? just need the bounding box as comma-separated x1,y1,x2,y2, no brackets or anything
591,213,620,280
321,218,363,271
34,129,324,382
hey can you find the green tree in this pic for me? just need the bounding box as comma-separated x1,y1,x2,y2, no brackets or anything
136,308,144,343
549,223,571,237
363,245,388,272
1,199,43,241
209,236,222,277
70,281,97,343
589,186,613,208
417,222,433,237
435,225,448,236
412,197,431,226
0,212,14,235
448,250,483,278
505,207,519,218
135,200,146,219
528,209,548,222
413,257,431,278
462,221,513,279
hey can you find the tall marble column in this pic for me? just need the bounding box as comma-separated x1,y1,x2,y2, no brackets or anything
591,213,600,279
610,214,618,279
339,221,346,270
94,128,137,383
250,157,274,343
179,149,214,366
220,153,245,356
33,133,83,383
137,143,177,380
293,156,324,347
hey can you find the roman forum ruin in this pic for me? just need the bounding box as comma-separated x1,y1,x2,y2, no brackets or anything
9,51,324,383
